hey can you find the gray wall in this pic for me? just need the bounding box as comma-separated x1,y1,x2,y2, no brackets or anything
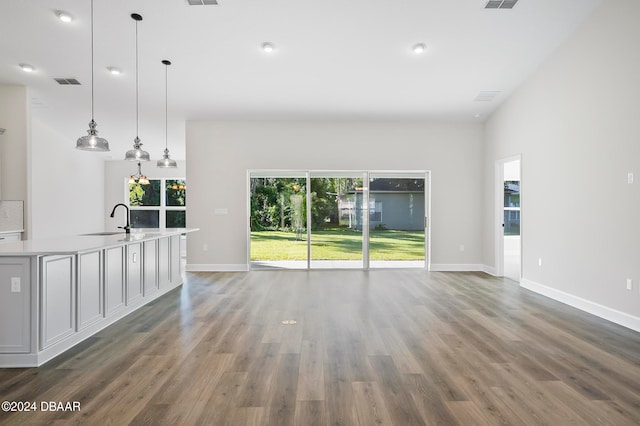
0,85,29,237
483,0,640,325
30,118,105,239
186,121,483,270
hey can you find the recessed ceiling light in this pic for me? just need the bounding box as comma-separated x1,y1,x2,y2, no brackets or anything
107,67,122,76
412,43,426,54
56,10,74,23
261,42,275,53
19,63,35,73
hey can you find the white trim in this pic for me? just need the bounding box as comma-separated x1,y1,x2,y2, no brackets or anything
482,264,498,276
125,177,187,228
494,155,522,279
430,263,486,272
247,170,431,271
521,278,640,333
186,263,249,272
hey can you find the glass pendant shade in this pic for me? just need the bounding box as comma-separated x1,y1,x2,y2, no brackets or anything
157,59,177,168
125,136,150,161
76,119,109,151
157,148,177,168
126,13,149,161
76,0,109,152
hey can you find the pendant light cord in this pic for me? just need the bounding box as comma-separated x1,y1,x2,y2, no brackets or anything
165,62,168,150
90,0,95,121
135,18,139,138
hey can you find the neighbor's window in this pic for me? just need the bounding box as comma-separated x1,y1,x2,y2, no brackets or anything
127,178,186,228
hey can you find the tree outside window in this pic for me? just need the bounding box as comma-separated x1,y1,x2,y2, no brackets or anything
127,178,186,228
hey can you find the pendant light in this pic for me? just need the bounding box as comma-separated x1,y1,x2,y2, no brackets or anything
124,13,150,161
128,162,150,185
76,0,110,152
157,59,177,168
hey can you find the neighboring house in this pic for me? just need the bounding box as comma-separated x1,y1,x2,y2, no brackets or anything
338,179,425,230
504,181,520,235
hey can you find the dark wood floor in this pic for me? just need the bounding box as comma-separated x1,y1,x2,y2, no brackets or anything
1,270,639,425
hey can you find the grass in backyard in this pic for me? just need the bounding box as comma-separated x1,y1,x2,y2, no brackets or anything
250,228,425,261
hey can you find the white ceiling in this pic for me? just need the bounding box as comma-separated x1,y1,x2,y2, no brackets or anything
0,0,601,160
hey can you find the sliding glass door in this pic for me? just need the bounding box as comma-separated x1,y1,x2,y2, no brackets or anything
309,172,366,269
249,170,429,270
368,173,426,268
249,172,307,269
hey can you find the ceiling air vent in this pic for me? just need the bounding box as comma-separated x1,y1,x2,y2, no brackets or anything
186,0,218,5
485,0,518,9
474,91,501,102
54,78,81,85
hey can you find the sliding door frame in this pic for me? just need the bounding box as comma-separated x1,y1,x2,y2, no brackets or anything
248,169,431,271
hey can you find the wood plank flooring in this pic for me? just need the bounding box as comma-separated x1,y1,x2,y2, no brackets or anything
1,270,639,425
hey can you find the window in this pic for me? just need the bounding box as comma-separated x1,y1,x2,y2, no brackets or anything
127,178,186,228
503,180,520,235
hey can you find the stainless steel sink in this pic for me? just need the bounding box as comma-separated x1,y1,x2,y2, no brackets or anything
81,232,125,236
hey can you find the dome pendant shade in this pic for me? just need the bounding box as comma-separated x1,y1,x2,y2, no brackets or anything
76,0,109,152
77,119,109,151
125,13,149,161
157,59,177,168
125,136,150,161
157,148,177,168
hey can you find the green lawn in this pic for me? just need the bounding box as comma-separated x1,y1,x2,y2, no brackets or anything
251,228,425,261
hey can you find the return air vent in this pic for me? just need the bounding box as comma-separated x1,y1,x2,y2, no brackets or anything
485,0,518,9
54,78,81,85
186,0,218,5
474,91,501,102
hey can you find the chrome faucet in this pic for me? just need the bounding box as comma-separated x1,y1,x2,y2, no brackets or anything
110,203,131,234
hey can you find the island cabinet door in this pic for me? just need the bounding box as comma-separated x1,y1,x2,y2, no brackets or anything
170,234,182,285
143,239,158,296
0,257,31,353
126,243,143,304
104,246,125,316
158,237,171,289
40,255,76,349
77,250,103,330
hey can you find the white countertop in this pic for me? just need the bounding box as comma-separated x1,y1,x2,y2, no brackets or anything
0,228,198,256
0,229,23,234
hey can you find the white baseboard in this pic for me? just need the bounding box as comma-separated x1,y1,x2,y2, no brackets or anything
185,263,249,272
482,264,497,276
520,278,640,333
189,263,491,273
430,264,486,272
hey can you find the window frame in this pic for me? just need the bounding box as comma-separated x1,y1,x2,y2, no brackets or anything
125,177,186,229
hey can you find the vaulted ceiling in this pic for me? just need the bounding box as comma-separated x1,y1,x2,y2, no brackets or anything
0,0,601,159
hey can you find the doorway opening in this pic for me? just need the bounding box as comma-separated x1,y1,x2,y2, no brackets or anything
496,157,521,281
248,170,430,270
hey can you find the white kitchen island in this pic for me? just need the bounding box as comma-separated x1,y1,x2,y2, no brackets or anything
0,228,197,368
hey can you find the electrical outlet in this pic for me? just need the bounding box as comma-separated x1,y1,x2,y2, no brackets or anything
203,243,208,252
459,244,465,252
628,172,634,184
627,278,633,291
11,277,21,293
